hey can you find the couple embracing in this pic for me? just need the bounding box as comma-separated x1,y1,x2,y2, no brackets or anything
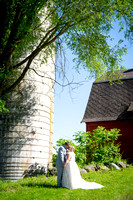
55,142,103,190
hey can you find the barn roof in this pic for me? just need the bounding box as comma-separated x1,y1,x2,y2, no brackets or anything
82,69,133,123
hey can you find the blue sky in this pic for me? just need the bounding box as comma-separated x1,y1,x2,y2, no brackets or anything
53,24,133,150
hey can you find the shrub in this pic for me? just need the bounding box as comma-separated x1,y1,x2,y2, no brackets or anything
53,126,122,167
74,126,122,165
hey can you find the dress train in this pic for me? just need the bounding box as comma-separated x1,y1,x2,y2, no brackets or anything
62,152,104,190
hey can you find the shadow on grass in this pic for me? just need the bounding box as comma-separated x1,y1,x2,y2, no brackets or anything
20,182,58,189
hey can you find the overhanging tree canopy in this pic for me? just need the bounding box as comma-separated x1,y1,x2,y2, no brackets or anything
0,0,132,97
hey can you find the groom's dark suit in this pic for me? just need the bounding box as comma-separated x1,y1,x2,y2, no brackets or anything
55,145,67,187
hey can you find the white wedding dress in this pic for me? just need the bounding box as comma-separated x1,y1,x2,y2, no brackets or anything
62,152,104,190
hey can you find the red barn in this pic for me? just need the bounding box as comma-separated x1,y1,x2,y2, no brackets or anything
82,69,133,161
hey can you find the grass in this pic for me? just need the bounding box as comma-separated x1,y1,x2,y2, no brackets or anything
0,167,133,200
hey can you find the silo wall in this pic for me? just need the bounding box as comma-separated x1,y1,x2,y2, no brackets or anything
0,54,55,181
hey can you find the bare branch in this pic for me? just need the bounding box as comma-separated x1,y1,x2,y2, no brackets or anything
29,67,88,88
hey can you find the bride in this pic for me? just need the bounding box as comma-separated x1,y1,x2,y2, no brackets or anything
62,146,104,190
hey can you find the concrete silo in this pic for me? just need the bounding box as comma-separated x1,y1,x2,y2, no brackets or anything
0,52,55,181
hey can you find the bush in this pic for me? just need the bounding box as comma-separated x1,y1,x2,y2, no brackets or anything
53,126,122,167
87,126,121,165
74,126,122,166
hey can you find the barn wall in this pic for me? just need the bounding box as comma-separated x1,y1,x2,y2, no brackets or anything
86,120,133,160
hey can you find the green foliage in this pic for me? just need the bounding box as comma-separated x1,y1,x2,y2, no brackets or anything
53,126,122,167
86,126,121,165
0,99,9,113
0,0,133,97
73,131,88,166
74,127,122,166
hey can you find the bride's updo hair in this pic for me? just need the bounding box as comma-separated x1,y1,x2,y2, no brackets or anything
69,146,75,152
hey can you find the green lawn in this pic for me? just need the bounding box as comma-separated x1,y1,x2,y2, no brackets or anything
0,167,133,200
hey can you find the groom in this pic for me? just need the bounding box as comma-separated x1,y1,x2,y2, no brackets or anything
55,142,70,187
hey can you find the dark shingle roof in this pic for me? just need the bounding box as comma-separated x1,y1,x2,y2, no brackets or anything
82,69,133,123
